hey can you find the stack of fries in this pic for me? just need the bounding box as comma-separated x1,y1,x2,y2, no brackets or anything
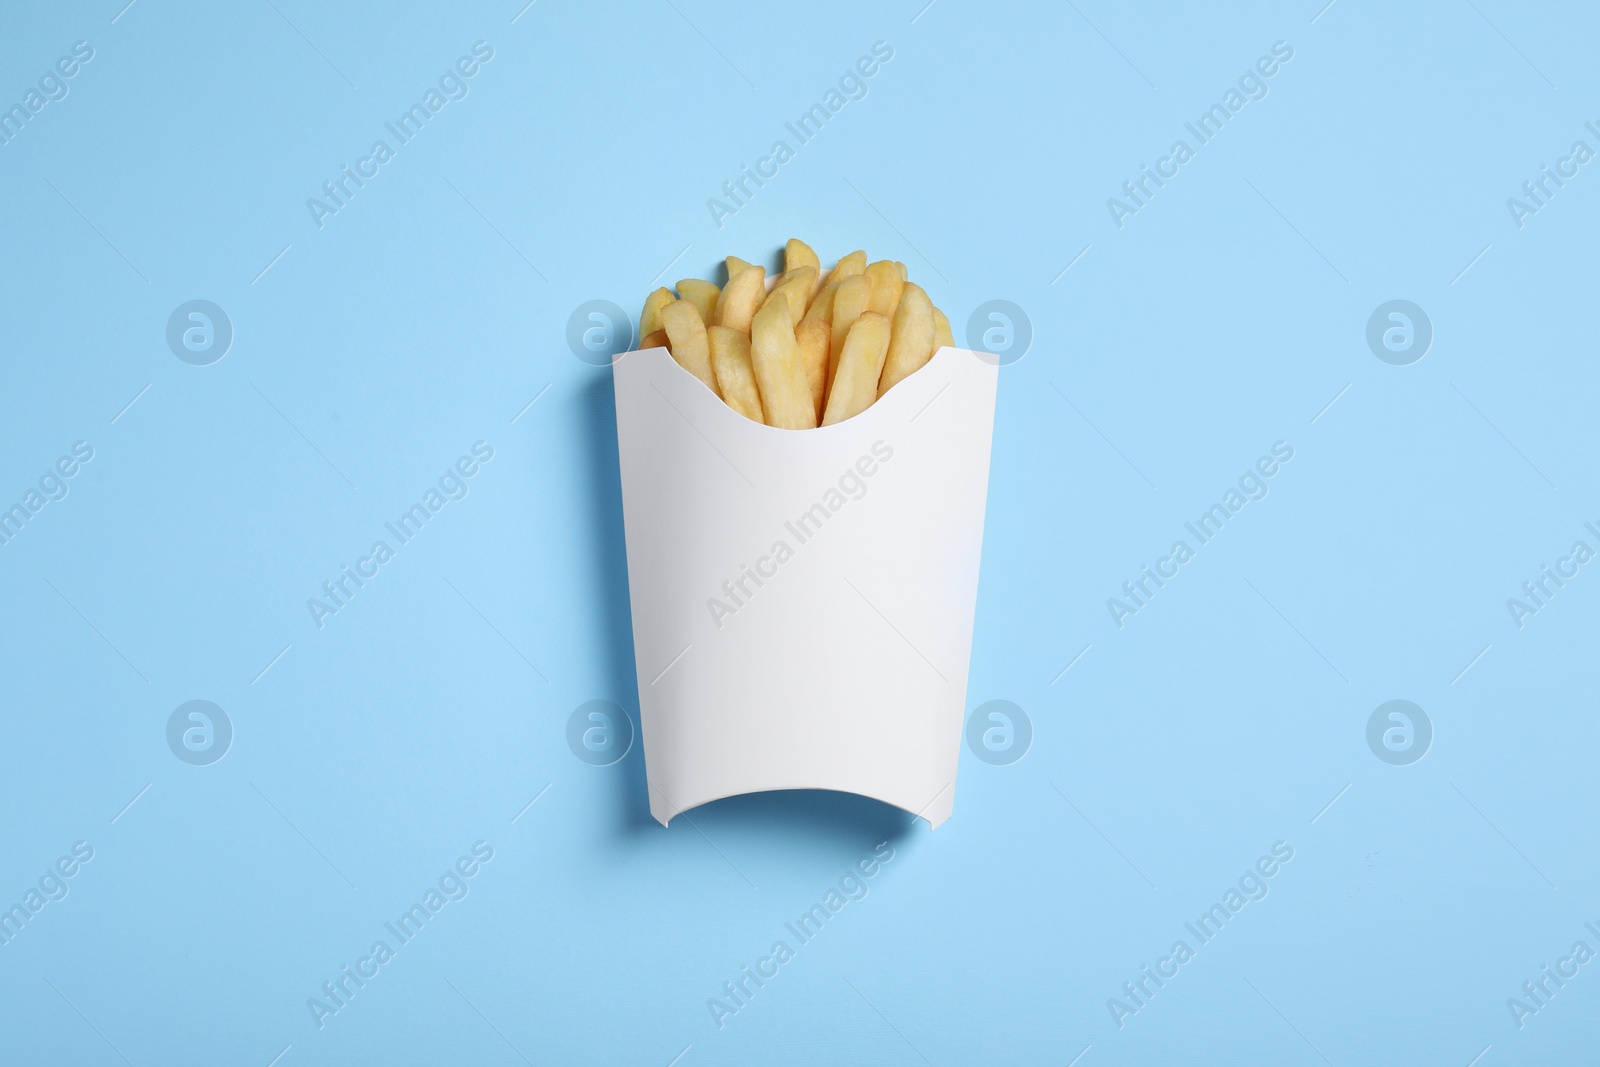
635,239,954,429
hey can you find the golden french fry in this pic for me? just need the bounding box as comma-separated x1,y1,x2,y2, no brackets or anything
785,238,819,275
661,300,719,396
821,313,891,426
796,318,830,420
896,261,908,281
878,283,936,396
714,264,767,333
759,265,817,327
675,278,720,326
637,328,668,351
750,301,816,429
785,239,823,306
829,274,872,397
707,326,764,423
864,260,904,319
832,249,867,279
932,307,954,352
640,287,674,336
802,278,838,328
726,255,753,280
800,283,838,417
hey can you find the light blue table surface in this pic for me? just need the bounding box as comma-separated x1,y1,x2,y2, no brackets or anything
2,1,1597,1063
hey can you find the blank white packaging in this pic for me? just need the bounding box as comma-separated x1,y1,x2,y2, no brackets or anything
612,340,998,829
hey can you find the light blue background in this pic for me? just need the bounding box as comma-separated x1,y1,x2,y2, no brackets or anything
2,1,1596,1063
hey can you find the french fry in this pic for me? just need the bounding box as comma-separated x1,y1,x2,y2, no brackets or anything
676,278,721,326
828,274,872,399
785,238,819,275
714,264,767,333
832,249,867,280
759,265,817,327
661,300,719,396
798,280,838,416
726,255,753,280
864,260,905,319
750,301,816,429
878,282,936,396
932,307,954,352
785,239,822,306
640,287,674,337
821,312,891,426
796,318,830,420
637,328,668,352
707,326,764,424
802,278,838,327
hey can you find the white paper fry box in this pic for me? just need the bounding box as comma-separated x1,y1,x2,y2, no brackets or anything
612,341,998,829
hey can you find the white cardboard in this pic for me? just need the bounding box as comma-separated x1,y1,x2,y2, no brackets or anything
613,324,997,829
